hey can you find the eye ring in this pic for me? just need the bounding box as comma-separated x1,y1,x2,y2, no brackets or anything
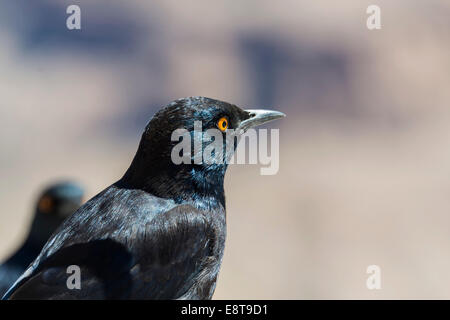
217,116,228,132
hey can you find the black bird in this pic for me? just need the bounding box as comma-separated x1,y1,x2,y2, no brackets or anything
0,181,84,296
3,97,285,300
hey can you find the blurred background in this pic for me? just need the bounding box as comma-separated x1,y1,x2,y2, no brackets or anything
0,0,450,299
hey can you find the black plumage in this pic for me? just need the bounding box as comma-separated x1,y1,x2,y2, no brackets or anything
0,181,84,296
2,96,284,300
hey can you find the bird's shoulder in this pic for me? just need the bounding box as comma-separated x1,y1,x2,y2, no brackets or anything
38,185,174,252
40,184,225,260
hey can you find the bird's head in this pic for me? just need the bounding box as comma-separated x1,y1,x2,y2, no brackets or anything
29,181,84,246
122,97,285,207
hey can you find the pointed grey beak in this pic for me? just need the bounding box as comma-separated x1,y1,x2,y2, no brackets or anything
238,109,286,131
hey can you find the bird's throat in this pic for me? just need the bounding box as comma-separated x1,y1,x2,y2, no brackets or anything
120,151,226,211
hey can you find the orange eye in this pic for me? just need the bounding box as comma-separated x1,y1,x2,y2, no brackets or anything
38,196,53,214
217,117,228,132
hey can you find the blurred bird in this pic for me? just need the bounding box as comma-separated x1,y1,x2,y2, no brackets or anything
3,97,285,300
0,181,84,296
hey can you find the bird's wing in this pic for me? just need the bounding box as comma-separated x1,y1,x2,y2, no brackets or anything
3,204,222,300
0,262,23,297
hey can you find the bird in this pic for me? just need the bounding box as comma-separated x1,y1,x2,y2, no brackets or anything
2,96,285,300
0,181,84,297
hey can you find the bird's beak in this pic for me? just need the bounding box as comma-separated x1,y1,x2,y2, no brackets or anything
238,109,286,131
